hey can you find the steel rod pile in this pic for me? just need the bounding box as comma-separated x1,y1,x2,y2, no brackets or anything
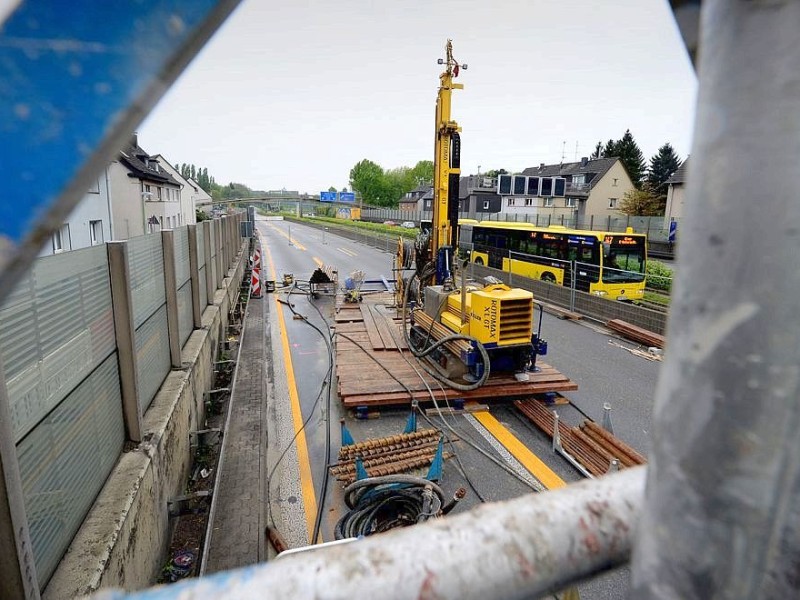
332,429,446,485
515,399,646,477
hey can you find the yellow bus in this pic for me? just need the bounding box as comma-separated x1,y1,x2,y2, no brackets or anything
458,221,647,301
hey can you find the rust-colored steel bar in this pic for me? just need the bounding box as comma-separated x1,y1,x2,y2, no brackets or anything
582,421,646,465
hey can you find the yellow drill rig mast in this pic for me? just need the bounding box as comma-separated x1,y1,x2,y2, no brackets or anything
402,40,545,391
431,39,462,284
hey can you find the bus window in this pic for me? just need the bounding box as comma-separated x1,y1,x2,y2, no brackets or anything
603,238,646,283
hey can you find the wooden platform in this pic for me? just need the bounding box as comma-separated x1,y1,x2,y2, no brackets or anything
334,299,578,407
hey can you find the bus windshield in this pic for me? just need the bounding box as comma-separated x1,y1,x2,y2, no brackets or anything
602,235,646,283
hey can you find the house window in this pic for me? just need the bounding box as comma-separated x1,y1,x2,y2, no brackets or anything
482,201,490,210
525,198,533,207
609,198,618,209
572,174,585,186
89,220,103,245
144,184,152,201
52,224,70,253
566,198,577,208
544,198,554,207
87,178,100,194
613,178,619,186
507,198,515,207
157,187,163,201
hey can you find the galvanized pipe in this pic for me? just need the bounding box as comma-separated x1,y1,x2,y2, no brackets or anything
632,1,800,597
105,468,644,600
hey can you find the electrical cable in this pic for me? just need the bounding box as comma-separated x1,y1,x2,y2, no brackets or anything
334,475,445,540
265,284,335,538
281,281,335,544
377,308,487,503
400,270,491,391
336,332,541,493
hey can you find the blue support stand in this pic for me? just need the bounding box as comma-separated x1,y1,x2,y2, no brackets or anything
403,403,418,434
340,419,355,447
355,457,369,481
425,437,445,481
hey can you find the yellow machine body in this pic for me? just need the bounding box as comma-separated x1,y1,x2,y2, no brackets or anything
439,284,534,347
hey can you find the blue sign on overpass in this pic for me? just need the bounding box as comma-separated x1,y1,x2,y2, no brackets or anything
320,191,337,202
339,192,356,203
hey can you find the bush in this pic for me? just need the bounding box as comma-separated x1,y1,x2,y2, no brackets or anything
646,260,673,292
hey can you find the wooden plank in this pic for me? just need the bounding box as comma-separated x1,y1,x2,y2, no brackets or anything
342,381,579,407
360,303,386,350
337,370,574,395
607,319,665,348
368,305,406,350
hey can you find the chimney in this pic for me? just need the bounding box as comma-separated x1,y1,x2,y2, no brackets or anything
131,132,138,148
539,163,545,170
581,156,588,167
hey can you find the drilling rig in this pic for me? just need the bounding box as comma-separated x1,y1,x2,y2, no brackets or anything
400,40,546,391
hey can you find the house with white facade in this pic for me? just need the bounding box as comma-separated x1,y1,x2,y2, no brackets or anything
152,156,204,227
186,177,213,214
108,135,182,240
516,157,636,223
41,169,114,256
663,159,689,227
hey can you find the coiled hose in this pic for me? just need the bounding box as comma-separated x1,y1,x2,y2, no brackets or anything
401,269,491,391
334,475,446,540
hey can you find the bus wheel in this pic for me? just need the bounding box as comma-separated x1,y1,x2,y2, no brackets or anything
474,257,484,266
541,272,556,283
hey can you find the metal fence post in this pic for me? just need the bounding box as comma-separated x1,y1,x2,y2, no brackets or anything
161,230,182,368
187,224,202,328
203,220,215,305
107,241,143,442
214,218,224,288
570,260,577,312
0,364,40,600
631,2,800,597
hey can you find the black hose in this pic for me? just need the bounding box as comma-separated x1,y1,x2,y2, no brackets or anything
334,475,445,540
401,270,491,391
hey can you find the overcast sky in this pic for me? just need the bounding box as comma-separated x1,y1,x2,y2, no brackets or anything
139,0,697,194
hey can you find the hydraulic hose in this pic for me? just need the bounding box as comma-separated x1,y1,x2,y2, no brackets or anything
334,475,446,540
401,270,491,391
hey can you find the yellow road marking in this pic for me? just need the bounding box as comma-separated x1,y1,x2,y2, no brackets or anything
264,241,318,542
472,410,566,490
337,246,356,257
268,223,306,251
312,256,323,267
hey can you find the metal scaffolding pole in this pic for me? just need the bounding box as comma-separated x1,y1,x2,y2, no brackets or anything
106,468,645,600
631,1,800,597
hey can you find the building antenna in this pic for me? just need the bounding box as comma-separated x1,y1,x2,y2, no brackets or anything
574,141,579,161
561,140,566,167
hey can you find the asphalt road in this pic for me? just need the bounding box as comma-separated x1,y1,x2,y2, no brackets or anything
258,217,663,598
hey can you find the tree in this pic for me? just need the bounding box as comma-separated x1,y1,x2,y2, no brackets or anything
618,185,662,216
484,168,508,178
328,186,337,192
409,160,434,184
646,143,682,197
349,159,390,206
604,130,646,188
190,165,196,180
